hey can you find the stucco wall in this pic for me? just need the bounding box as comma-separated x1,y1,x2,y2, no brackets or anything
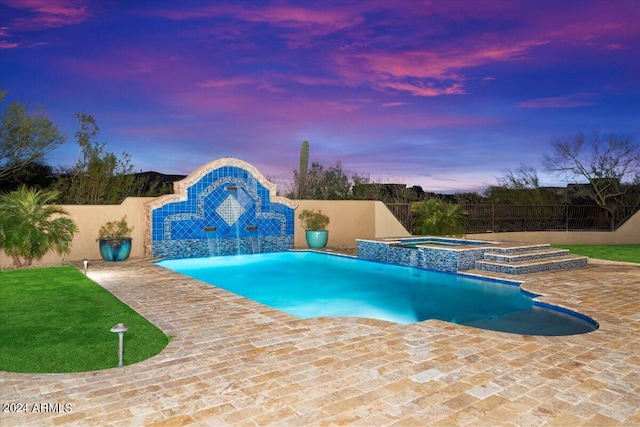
0,197,154,268
468,209,640,245
292,200,410,249
1,198,410,267
4,197,635,269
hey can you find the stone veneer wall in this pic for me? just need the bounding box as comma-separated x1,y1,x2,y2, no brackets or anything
357,239,488,273
145,158,296,259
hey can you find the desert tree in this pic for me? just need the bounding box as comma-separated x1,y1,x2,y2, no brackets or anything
0,92,66,179
53,113,137,204
543,132,640,220
486,165,564,205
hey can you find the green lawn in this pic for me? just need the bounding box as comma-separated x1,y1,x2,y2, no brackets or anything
552,244,640,263
0,266,169,373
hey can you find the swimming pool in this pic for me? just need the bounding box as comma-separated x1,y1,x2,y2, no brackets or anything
157,252,598,336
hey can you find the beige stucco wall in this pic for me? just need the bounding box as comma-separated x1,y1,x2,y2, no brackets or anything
1,198,410,268
468,209,640,245
0,197,154,268
4,197,635,269
292,200,410,249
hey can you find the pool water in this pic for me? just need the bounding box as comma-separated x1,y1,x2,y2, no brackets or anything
157,252,597,336
399,237,490,247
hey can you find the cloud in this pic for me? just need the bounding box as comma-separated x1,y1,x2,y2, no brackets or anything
0,26,18,48
144,3,363,48
333,38,548,98
2,0,91,31
199,77,255,89
379,81,465,97
381,102,408,108
517,94,596,109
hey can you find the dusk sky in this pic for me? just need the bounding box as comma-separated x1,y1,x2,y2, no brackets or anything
1,0,639,194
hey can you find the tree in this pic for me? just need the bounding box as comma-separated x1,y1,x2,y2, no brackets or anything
289,160,353,200
0,186,78,267
53,113,137,204
0,95,66,179
0,161,55,193
411,198,467,237
543,132,640,219
315,161,351,200
485,165,564,205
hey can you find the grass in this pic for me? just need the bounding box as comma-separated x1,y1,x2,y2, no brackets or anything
552,244,640,263
0,266,169,373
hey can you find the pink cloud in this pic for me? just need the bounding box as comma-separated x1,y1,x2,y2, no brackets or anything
517,94,596,109
2,0,91,31
0,40,18,49
199,77,255,89
145,3,364,48
381,102,408,108
332,38,548,97
603,43,626,51
379,81,465,97
360,40,548,81
0,27,18,48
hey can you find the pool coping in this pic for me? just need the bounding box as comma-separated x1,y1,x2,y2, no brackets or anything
1,255,639,426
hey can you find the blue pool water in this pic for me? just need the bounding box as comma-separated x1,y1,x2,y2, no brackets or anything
399,237,490,247
157,252,598,336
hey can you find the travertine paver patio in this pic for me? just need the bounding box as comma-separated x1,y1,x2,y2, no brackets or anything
1,256,639,426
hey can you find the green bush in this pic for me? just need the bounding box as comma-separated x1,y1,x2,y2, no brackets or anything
98,216,133,239
411,199,467,237
298,209,330,230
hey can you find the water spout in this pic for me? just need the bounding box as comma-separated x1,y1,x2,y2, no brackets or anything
246,225,260,254
204,227,219,256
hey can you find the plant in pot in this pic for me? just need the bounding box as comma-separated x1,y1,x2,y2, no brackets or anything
298,209,330,249
98,216,134,261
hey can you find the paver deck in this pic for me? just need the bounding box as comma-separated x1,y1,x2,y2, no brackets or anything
1,255,639,426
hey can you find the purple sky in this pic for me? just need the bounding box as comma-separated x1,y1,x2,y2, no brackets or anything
1,0,639,194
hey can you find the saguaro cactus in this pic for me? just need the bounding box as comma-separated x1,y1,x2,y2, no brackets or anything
298,140,309,198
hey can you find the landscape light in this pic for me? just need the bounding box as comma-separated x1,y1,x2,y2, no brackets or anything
110,323,129,367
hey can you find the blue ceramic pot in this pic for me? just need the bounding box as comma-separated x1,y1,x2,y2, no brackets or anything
99,238,132,262
305,230,329,249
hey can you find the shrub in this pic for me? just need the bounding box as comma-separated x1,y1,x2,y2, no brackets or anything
98,216,133,239
412,199,466,237
0,186,78,267
298,209,330,230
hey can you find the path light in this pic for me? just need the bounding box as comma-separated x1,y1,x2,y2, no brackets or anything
83,259,88,275
110,323,129,367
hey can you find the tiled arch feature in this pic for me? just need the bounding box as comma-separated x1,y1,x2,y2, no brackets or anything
145,158,295,258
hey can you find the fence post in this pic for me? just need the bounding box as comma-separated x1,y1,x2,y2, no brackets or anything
492,204,496,232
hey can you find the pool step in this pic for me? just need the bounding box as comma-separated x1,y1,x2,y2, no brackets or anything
483,248,570,263
475,245,587,275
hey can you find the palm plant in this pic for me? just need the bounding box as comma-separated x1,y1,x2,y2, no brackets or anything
411,198,467,237
0,186,78,267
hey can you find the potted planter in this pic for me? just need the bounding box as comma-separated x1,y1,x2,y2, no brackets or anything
298,209,330,249
98,216,133,261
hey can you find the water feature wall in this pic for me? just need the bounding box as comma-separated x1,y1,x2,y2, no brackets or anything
145,158,295,258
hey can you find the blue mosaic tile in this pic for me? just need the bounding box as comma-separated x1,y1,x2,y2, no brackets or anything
150,161,294,257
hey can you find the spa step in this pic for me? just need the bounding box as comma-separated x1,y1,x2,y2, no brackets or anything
483,248,570,263
475,255,588,275
484,243,551,254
